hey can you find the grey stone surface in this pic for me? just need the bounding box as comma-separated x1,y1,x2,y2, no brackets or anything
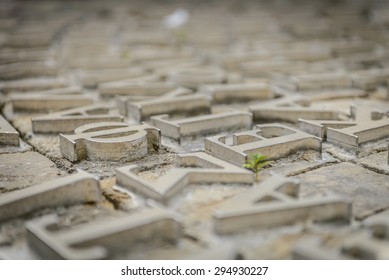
295,163,389,220
0,0,389,260
0,151,62,193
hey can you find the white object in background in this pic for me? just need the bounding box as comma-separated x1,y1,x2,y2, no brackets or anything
164,9,189,29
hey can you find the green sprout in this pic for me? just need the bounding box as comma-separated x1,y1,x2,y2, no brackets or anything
121,50,131,59
243,154,270,183
175,30,188,46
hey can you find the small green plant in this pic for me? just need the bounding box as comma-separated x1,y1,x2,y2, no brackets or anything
175,30,188,47
243,154,270,182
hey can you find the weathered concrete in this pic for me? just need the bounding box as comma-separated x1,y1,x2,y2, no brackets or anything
0,0,389,261
0,151,61,192
296,162,389,219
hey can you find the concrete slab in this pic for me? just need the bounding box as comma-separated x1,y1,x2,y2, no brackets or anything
295,162,389,220
0,151,62,192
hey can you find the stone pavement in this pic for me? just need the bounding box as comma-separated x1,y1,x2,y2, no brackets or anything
0,0,389,259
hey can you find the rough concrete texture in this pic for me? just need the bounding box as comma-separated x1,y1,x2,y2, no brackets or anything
0,0,389,259
0,152,63,193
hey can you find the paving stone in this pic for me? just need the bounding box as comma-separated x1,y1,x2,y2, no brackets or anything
293,211,389,259
0,170,101,222
0,115,19,146
295,162,389,220
0,151,62,193
116,152,253,203
32,104,123,133
358,151,389,175
150,111,252,141
60,122,160,162
205,124,321,165
26,207,181,259
213,174,351,234
260,151,339,177
1,0,389,260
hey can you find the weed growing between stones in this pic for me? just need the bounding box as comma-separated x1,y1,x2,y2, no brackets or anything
243,154,270,182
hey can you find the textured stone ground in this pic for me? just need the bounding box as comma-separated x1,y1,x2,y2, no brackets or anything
0,0,389,259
